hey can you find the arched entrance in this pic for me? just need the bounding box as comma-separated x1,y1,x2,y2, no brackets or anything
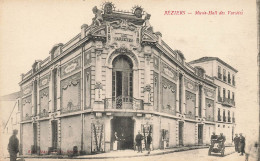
111,117,135,150
112,55,133,109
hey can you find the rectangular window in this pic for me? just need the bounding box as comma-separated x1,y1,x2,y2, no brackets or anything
232,75,235,86
223,88,226,98
228,72,231,83
199,85,202,118
218,66,222,79
232,92,235,100
223,69,226,82
179,74,183,113
228,90,230,99
34,80,38,116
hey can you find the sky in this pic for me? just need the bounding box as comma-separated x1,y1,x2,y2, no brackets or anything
0,0,258,140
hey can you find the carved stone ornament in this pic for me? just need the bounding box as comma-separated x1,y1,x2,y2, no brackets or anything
92,6,103,26
144,84,152,92
95,82,103,89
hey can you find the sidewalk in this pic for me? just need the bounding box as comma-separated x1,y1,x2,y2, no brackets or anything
19,145,218,159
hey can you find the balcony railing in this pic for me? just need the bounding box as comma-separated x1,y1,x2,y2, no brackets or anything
104,96,143,110
60,105,81,114
218,97,235,107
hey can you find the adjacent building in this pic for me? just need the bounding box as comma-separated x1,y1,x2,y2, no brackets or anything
18,3,237,155
189,57,237,144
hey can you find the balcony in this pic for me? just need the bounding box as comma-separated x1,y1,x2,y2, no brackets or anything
60,105,81,114
222,97,235,107
218,73,222,79
104,96,143,110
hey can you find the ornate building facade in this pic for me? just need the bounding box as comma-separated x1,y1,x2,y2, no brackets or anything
19,3,235,155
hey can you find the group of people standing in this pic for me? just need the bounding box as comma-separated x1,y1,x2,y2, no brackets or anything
135,131,152,154
112,131,153,154
233,133,246,156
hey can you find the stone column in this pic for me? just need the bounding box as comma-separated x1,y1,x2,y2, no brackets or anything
56,65,61,112
94,49,103,102
49,68,53,113
36,77,40,116
181,74,186,115
195,83,199,117
175,71,180,114
144,52,152,104
201,85,206,119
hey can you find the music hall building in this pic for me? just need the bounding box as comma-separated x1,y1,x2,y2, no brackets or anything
19,3,236,155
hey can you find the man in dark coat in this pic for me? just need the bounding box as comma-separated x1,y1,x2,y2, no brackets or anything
8,129,19,161
146,133,152,154
233,134,240,152
135,131,143,153
239,133,245,156
217,133,226,148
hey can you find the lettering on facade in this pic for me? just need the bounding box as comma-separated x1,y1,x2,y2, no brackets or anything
184,78,198,92
61,56,81,78
40,73,50,88
22,85,33,95
161,63,178,81
204,87,215,98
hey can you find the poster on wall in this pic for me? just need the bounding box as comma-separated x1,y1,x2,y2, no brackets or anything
91,123,105,153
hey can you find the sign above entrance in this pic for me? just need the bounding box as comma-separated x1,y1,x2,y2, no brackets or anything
107,19,141,50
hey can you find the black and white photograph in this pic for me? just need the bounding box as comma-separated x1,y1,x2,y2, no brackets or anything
0,0,259,161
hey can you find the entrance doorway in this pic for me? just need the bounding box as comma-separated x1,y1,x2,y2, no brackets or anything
111,117,134,150
179,122,184,146
198,124,203,144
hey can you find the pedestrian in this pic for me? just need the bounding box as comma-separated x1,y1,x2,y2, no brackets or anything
217,133,226,148
239,133,245,156
233,134,240,152
135,131,143,153
146,133,152,154
8,129,19,161
113,132,118,151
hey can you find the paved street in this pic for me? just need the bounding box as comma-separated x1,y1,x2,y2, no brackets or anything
0,147,248,161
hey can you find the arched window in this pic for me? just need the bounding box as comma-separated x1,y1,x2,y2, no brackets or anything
112,55,133,109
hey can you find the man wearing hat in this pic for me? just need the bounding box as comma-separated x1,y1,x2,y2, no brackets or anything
239,133,245,156
8,129,19,161
233,134,240,152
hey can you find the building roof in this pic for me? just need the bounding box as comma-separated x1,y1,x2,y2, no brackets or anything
189,57,238,73
0,91,21,101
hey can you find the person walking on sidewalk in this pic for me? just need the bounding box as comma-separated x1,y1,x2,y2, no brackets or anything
233,134,240,152
239,133,246,156
8,129,19,161
135,131,143,153
146,133,152,154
